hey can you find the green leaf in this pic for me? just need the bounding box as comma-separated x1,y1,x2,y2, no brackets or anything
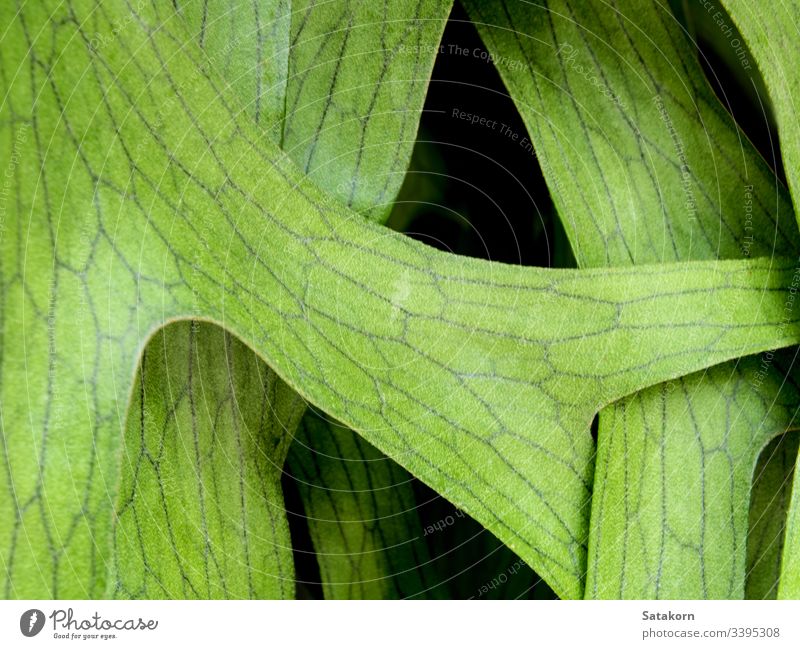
463,0,796,267
718,0,800,225
283,0,453,221
111,322,304,598
588,356,800,598
2,0,800,600
716,0,800,597
463,0,800,597
288,412,439,598
178,0,291,140
177,0,452,598
778,451,800,598
181,0,453,221
747,431,800,599
280,0,453,597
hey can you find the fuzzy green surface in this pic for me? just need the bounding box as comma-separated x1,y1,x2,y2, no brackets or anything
112,322,303,598
2,1,800,601
464,0,800,598
718,0,800,598
176,0,453,599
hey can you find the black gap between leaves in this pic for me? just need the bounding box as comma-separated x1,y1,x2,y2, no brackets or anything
411,479,558,600
670,0,786,185
281,469,325,599
388,1,575,269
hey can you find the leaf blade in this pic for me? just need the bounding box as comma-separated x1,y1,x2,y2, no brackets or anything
462,0,800,598
176,0,452,599
111,322,303,598
3,1,800,600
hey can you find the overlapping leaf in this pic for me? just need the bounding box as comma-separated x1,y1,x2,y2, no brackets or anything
779,459,800,597
288,413,441,598
747,430,799,598
178,0,291,141
112,322,304,598
718,0,800,598
463,0,800,597
178,0,453,598
279,0,454,597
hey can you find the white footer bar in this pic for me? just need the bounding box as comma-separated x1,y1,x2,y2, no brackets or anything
1,600,798,648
